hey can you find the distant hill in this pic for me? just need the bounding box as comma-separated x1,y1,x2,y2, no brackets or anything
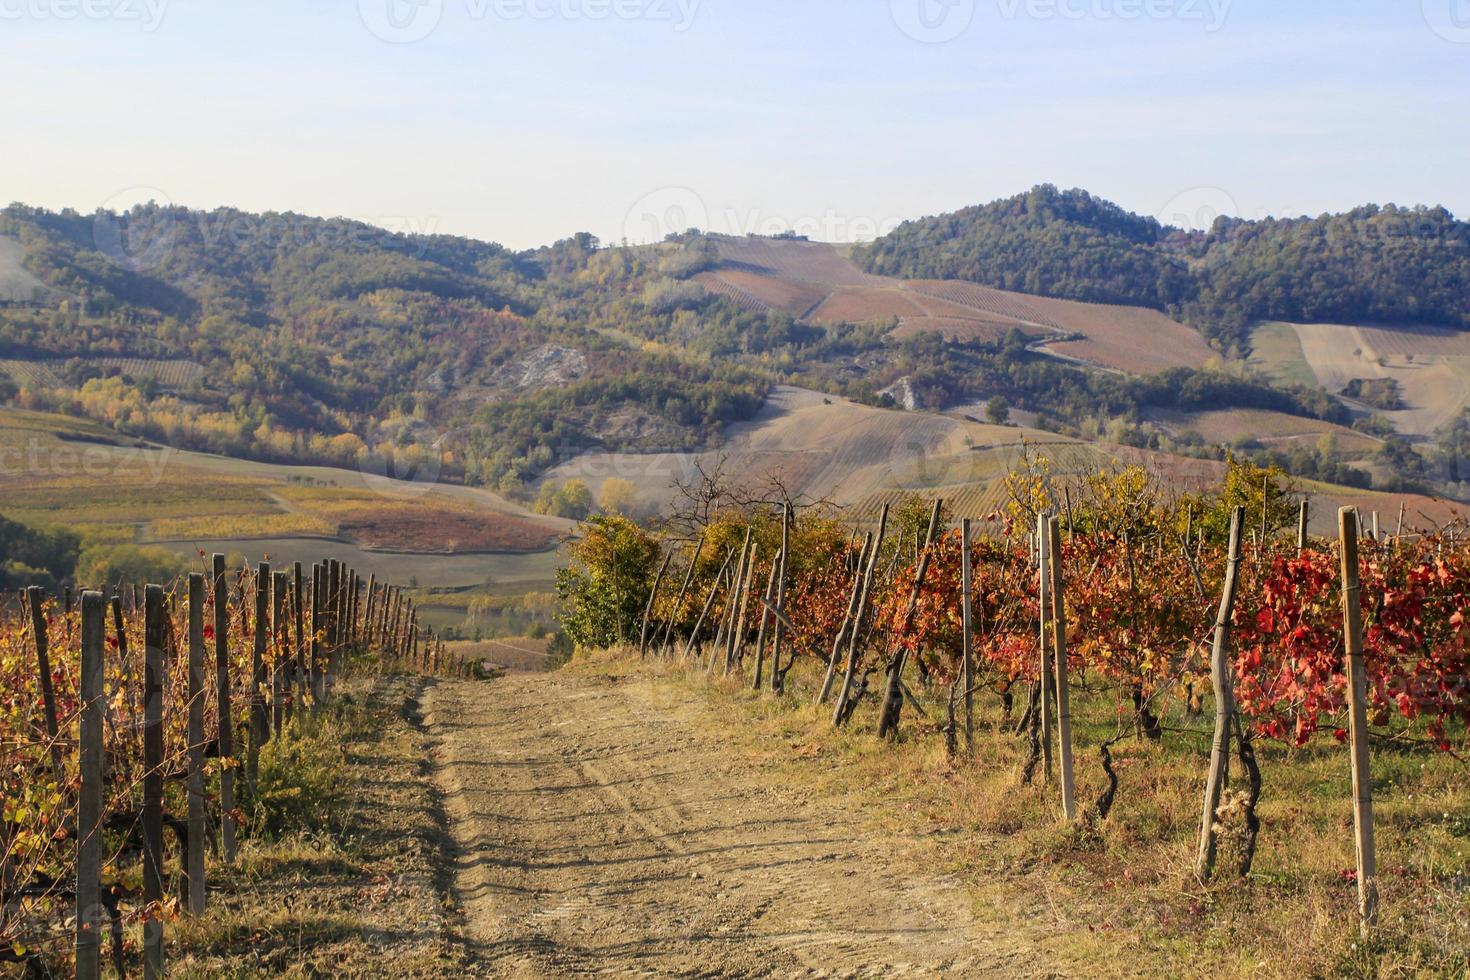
852,184,1470,350
0,193,1459,506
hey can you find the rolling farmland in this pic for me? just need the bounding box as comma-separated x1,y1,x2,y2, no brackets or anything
703,236,1214,374
1263,321,1470,436
0,407,570,590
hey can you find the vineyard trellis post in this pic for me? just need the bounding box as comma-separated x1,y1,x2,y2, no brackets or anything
142,583,166,979
833,503,888,727
1298,498,1309,553
729,542,760,676
274,570,291,731
639,550,672,658
212,553,236,863
751,551,778,687
76,590,105,980
1036,516,1053,781
272,570,288,733
960,519,975,753
249,562,270,792
1197,506,1244,881
720,529,752,674
877,498,943,739
1339,506,1380,934
26,586,64,782
818,532,869,706
658,532,704,658
186,573,207,915
310,563,324,702
770,505,791,693
1047,516,1076,820
294,562,307,710
684,548,734,662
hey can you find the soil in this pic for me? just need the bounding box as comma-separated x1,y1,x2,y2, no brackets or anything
422,671,1058,978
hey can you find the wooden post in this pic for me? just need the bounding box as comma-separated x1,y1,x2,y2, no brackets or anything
682,548,735,661
186,574,207,914
249,563,269,791
1298,498,1310,553
818,534,869,705
770,505,792,693
76,591,106,980
720,529,753,673
310,564,323,701
834,504,889,726
1339,507,1380,933
750,553,779,688
1048,516,1076,821
26,586,63,782
639,550,672,658
877,499,943,739
212,554,236,863
143,584,166,979
1037,514,1053,781
294,562,307,706
272,571,288,733
960,519,975,753
364,575,377,641
1196,507,1245,880
729,542,761,675
658,533,705,658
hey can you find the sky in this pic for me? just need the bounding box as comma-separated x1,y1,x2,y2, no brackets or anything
1,0,1467,249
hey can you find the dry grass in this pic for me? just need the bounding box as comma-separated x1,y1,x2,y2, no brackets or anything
567,650,1470,978
165,676,470,978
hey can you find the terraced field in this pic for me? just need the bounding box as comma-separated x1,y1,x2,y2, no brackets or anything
693,268,827,317
806,286,926,325
711,235,883,286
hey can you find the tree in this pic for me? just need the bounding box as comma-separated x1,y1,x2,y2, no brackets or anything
597,477,639,517
986,395,1011,425
556,515,663,649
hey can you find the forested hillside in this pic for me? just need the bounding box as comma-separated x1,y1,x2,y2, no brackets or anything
1,195,1460,502
0,205,767,492
853,185,1470,350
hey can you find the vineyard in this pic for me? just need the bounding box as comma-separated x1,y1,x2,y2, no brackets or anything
557,456,1470,962
0,554,463,977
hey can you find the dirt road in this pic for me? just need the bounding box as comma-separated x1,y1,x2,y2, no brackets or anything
422,671,1056,978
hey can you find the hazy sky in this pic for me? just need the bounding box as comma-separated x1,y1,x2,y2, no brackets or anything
2,0,1467,249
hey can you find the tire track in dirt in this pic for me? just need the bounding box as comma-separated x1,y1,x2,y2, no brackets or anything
423,672,1059,977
